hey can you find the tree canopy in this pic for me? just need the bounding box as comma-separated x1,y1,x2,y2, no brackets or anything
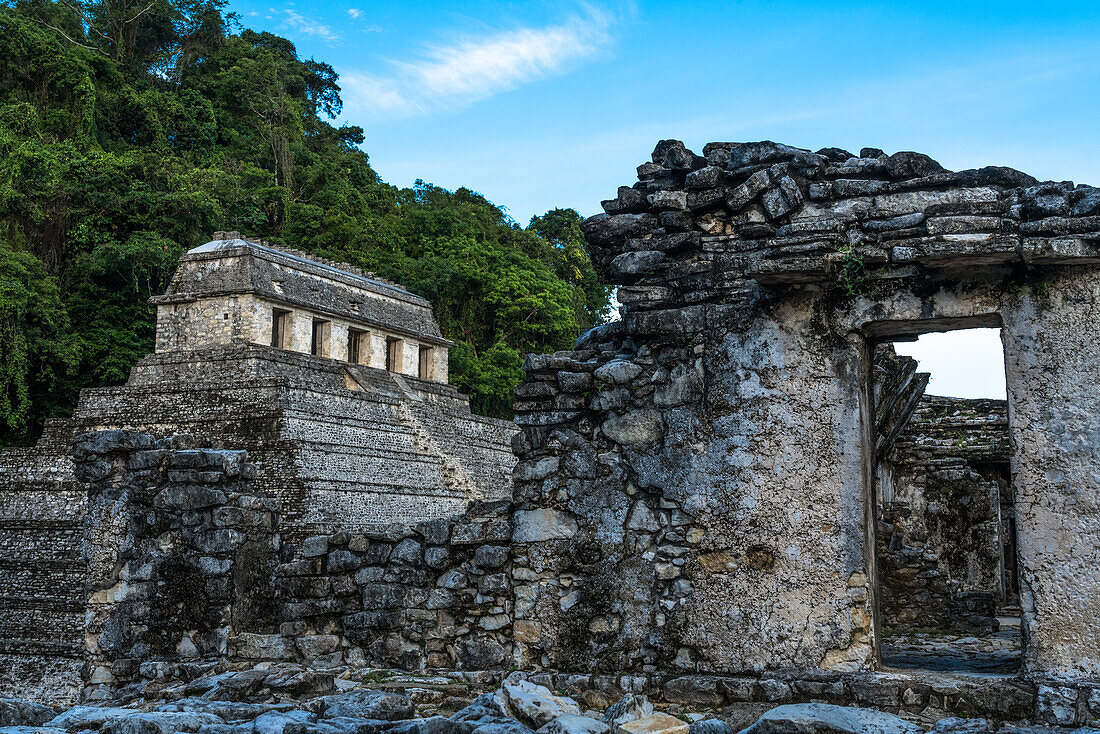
0,0,612,444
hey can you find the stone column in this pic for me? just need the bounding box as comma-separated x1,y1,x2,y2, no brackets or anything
1002,268,1100,678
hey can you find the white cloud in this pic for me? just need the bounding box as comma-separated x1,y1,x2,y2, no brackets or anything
282,8,340,44
893,328,1007,400
347,8,361,18
342,6,614,118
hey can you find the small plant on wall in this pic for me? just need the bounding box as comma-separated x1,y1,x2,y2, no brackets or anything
835,245,868,297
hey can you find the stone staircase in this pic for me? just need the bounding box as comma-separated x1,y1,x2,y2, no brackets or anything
344,365,476,501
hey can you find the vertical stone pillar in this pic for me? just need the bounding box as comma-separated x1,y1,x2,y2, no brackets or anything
1002,271,1100,678
76,431,278,699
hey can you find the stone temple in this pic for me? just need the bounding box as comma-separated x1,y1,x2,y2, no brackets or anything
2,144,1100,729
0,234,516,699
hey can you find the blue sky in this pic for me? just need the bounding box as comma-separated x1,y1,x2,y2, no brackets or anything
227,0,1100,225
225,0,1095,398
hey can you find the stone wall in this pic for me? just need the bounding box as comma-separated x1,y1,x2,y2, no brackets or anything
155,292,450,383
268,499,514,672
877,396,1011,633
76,431,279,700
511,324,874,675
13,426,1100,727
510,139,1100,680
158,235,449,357
0,420,83,704
69,345,516,535
69,430,516,700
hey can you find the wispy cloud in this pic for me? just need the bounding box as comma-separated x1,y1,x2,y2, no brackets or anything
344,8,383,33
282,8,341,44
342,6,615,118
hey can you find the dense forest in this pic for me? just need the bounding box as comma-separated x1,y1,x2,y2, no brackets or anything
0,0,612,445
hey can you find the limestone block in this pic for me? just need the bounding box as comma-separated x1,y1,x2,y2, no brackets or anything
1036,685,1079,727
927,719,992,734
538,715,610,734
320,690,415,721
602,695,653,732
474,545,510,569
617,714,687,734
687,722,732,734
98,711,225,734
609,252,665,281
295,634,340,660
496,679,581,729
0,700,58,727
601,411,663,446
647,191,689,211
513,510,578,543
232,634,295,661
515,457,560,482
46,707,137,732
251,710,317,734
738,704,921,734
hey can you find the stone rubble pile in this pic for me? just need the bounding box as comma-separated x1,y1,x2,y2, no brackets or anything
1,672,1097,734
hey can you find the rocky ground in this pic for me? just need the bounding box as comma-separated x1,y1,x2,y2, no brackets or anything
881,627,1023,675
1,667,1097,734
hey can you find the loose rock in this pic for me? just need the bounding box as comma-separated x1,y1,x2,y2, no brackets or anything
738,704,922,734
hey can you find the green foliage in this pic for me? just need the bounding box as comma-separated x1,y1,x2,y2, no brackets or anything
834,245,868,297
0,0,610,444
0,242,78,441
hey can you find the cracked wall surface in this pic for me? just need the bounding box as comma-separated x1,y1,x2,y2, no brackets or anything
510,140,1100,679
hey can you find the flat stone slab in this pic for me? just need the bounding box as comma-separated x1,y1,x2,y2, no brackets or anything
737,704,923,734
618,714,688,734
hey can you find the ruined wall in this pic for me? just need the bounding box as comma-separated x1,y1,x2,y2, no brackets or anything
512,317,872,675
70,430,515,701
77,431,279,700
511,139,1100,679
877,397,1011,633
61,430,1100,726
0,238,513,704
1001,272,1100,678
154,293,268,352
70,346,516,535
270,499,513,672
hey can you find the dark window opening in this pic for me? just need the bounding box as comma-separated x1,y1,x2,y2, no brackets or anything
348,329,367,365
871,327,1020,675
386,337,402,372
418,345,433,380
271,309,291,349
311,319,330,358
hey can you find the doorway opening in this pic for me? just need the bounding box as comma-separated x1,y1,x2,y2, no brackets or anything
870,326,1021,674
418,345,434,380
348,329,368,365
310,319,330,358
386,337,403,373
271,309,292,349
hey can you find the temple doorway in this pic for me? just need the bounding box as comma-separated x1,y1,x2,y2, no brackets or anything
869,326,1022,674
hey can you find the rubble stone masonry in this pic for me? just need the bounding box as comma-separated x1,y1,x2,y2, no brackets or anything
510,140,1100,680
0,239,516,702
4,142,1100,727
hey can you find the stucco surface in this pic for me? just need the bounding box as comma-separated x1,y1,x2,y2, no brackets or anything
512,140,1100,679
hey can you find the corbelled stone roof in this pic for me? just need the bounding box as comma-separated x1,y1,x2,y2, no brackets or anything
154,235,451,345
